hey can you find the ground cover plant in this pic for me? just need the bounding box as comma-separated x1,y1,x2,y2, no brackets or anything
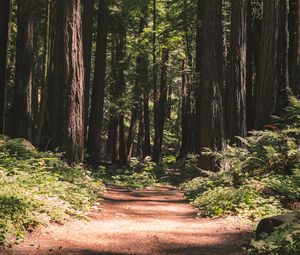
181,96,300,254
103,157,167,189
0,137,104,245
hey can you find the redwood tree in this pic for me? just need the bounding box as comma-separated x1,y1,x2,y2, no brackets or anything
255,0,287,129
82,0,95,142
290,0,300,96
12,0,34,141
226,0,248,141
0,0,11,133
196,0,225,170
47,0,85,162
87,0,109,165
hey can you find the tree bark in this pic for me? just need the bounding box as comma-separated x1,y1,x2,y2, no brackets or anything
87,0,109,166
127,12,148,160
255,0,285,129
82,0,95,143
291,0,300,96
153,49,169,163
226,0,248,141
197,0,225,170
35,0,52,147
47,0,85,162
0,0,11,134
12,0,34,141
109,16,127,165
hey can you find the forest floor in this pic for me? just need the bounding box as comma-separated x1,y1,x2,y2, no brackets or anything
2,185,253,255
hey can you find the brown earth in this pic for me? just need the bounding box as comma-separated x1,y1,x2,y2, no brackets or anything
1,185,253,255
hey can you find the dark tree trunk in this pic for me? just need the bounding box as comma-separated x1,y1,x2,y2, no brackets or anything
12,0,34,141
153,49,169,163
195,0,204,154
246,0,254,131
116,17,127,165
289,0,296,88
62,0,85,162
35,0,51,147
143,80,151,157
47,0,85,162
179,60,189,157
276,0,289,112
46,0,64,148
0,0,11,134
109,16,127,165
127,11,148,159
255,0,286,129
197,0,225,170
87,0,109,166
82,0,95,143
226,0,248,141
291,0,300,96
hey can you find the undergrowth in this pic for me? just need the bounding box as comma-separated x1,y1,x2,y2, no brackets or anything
249,215,300,255
104,158,166,189
0,137,104,245
181,96,300,254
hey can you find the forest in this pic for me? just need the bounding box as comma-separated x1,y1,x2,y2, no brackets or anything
0,0,300,254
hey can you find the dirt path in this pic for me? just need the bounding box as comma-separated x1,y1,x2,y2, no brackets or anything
3,186,252,255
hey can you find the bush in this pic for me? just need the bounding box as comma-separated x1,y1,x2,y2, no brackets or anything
182,96,300,220
0,136,104,245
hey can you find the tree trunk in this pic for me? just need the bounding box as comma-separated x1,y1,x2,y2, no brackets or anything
195,0,204,154
127,12,148,160
35,0,51,147
62,0,85,162
12,0,34,141
226,0,248,141
291,0,300,96
153,49,169,163
109,16,127,165
255,0,285,129
179,60,189,157
197,0,225,170
246,0,254,131
47,0,85,162
87,0,109,166
0,0,11,134
276,0,289,112
82,0,95,143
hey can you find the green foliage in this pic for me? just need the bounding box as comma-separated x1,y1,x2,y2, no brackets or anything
182,96,300,221
192,185,286,219
0,136,104,245
107,158,165,189
249,214,300,255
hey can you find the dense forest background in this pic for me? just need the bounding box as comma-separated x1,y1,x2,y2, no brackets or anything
0,0,299,168
1,1,300,254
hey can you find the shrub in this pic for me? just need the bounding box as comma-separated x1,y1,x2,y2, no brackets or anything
0,136,104,245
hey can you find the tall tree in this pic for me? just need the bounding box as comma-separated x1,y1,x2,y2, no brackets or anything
254,0,287,129
196,0,225,170
12,0,34,141
87,0,109,166
47,0,85,162
290,0,300,96
226,0,248,141
109,15,127,165
127,9,148,160
82,0,95,142
0,0,11,133
153,48,169,163
35,0,52,146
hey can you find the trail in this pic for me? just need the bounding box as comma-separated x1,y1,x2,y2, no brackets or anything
3,186,252,255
